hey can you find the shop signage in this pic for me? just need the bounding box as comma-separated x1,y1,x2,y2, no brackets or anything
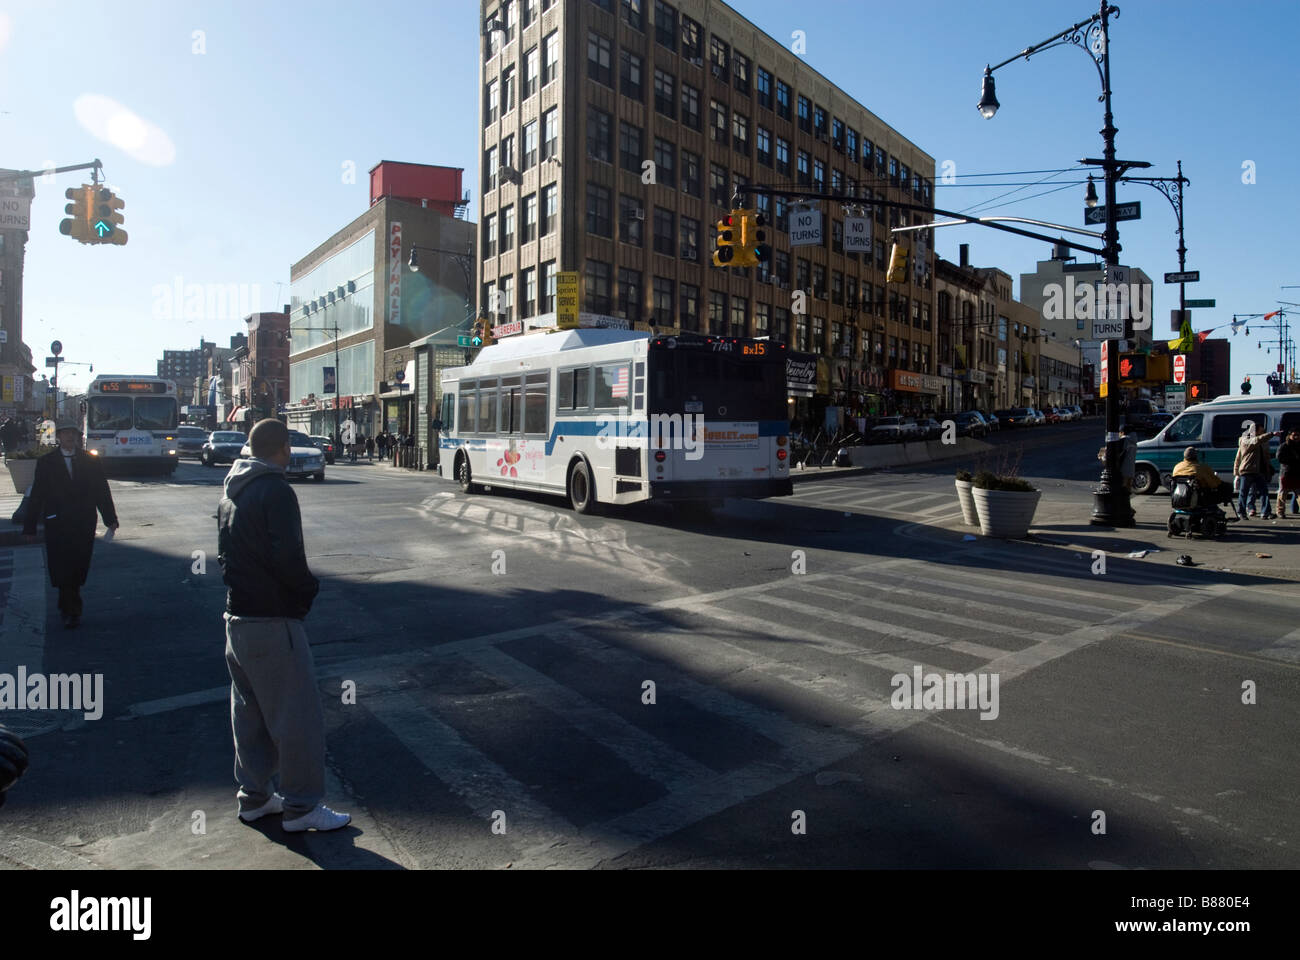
388,222,402,327
786,353,817,397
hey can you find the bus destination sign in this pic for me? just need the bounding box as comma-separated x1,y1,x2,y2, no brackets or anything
99,380,169,394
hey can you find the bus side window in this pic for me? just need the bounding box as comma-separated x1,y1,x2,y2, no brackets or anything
500,376,522,434
525,373,549,435
442,394,454,433
574,367,592,411
479,380,500,434
459,382,476,433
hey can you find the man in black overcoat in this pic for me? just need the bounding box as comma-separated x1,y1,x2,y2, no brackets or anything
22,423,119,628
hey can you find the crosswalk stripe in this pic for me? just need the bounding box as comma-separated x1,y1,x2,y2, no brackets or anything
875,563,1146,612
966,548,1206,588
461,645,714,791
817,577,1090,629
744,593,1010,661
795,581,1065,641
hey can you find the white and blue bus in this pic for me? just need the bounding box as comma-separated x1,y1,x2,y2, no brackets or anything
82,375,180,475
438,329,793,513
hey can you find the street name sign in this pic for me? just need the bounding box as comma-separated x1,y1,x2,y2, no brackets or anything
457,335,473,347
789,207,823,247
1083,202,1141,225
1184,299,1215,308
1164,270,1199,283
556,271,580,329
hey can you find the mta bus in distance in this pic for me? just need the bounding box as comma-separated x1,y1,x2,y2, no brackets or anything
82,375,180,475
438,329,793,513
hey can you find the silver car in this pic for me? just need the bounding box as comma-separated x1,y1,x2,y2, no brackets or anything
239,429,325,481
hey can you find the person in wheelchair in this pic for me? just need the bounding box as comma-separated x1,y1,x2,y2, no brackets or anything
1170,447,1232,506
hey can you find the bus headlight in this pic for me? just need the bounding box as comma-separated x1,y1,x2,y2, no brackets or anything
88,449,99,456
169,449,177,455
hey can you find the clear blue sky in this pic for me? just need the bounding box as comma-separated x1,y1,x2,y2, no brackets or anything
4,0,1297,394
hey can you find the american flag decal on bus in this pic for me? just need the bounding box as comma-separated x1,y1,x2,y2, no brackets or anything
610,367,629,398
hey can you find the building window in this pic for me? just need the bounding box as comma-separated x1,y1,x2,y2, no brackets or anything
797,94,811,132
522,267,537,318
813,264,826,298
710,99,727,144
587,106,612,162
500,134,515,173
732,112,748,155
709,163,728,207
541,183,557,236
621,0,643,31
681,149,701,197
483,213,497,258
585,259,612,314
541,260,556,312
498,275,514,322
620,48,643,101
653,276,674,326
796,316,808,351
889,155,899,184
679,216,699,261
654,68,675,118
619,121,642,173
681,15,702,64
524,46,539,98
796,258,810,291
775,79,791,120
775,137,790,176
876,146,886,172
756,67,772,109
831,117,844,149
523,120,538,169
708,291,726,335
501,65,516,114
619,194,643,246
832,270,843,304
653,207,674,256
754,302,770,337
774,306,789,344
680,83,701,130
653,138,675,187
831,221,843,256
730,297,747,337
500,204,516,250
654,0,676,50
504,0,518,39
543,30,559,85
618,268,642,321
861,136,873,168
756,126,771,166
774,248,790,283
586,182,612,237
587,31,612,86
733,52,750,95
813,105,827,138
485,146,498,190
522,192,537,243
679,282,700,331
542,107,559,160
485,79,499,125
846,127,857,162
709,35,728,79
796,150,810,186
812,159,824,191
831,168,843,194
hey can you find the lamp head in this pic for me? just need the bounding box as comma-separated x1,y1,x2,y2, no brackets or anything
977,68,999,119
1084,175,1099,208
408,247,419,273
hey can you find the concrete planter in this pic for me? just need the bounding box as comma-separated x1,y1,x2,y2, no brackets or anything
972,486,1041,539
4,458,37,496
954,479,978,525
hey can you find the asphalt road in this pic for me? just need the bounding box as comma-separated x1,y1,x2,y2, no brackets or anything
1,424,1297,869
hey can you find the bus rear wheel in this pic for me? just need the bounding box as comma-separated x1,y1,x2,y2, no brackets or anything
457,454,478,494
568,460,597,514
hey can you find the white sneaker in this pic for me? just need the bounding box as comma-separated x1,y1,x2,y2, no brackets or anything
238,794,284,822
282,803,351,833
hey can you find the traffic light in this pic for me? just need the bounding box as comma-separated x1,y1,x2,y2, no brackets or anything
59,185,93,242
734,210,770,268
886,242,909,283
1118,353,1147,384
713,213,737,266
89,187,127,245
471,321,485,347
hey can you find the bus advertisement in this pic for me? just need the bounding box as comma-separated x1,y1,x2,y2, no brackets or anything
438,329,792,513
82,375,180,475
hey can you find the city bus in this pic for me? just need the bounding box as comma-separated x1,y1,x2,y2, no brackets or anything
438,329,793,513
82,375,180,475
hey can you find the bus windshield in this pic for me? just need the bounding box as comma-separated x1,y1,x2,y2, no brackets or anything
649,344,787,421
135,397,178,430
87,396,133,430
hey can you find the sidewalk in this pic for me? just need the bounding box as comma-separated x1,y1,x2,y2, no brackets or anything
917,487,1300,581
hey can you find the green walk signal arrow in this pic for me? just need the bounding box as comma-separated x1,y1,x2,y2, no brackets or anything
94,221,112,237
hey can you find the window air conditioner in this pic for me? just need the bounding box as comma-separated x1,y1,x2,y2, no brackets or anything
346,280,356,293
327,292,336,304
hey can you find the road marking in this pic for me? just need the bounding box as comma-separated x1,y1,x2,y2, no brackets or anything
128,685,227,717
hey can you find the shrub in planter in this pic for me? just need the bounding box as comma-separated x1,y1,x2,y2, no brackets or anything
954,469,977,525
971,471,1041,537
3,453,40,496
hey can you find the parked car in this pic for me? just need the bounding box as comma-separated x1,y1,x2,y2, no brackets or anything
981,411,1000,432
869,416,918,442
917,417,944,440
310,435,336,464
995,407,1033,429
175,425,209,458
239,429,326,481
1126,411,1173,438
953,411,988,439
1043,407,1062,425
201,430,247,466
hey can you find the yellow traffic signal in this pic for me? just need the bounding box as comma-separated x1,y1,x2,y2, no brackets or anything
732,209,770,268
712,213,737,266
89,187,127,245
59,185,93,243
886,242,909,283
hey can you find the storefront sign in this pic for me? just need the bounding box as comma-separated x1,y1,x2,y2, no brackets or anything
963,369,987,384
786,353,817,397
891,370,944,393
556,272,580,329
388,222,402,327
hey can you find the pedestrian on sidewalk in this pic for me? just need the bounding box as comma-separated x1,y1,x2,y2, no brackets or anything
0,416,19,457
376,431,386,460
21,423,119,629
1276,429,1300,518
217,418,350,833
0,722,29,810
366,435,374,460
1234,422,1279,519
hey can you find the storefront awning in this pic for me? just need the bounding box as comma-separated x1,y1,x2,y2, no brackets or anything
227,406,247,423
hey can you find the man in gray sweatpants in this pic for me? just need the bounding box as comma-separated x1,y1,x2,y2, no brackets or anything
217,418,350,832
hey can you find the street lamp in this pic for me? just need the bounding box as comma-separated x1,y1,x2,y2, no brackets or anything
1084,176,1099,208
979,0,1141,527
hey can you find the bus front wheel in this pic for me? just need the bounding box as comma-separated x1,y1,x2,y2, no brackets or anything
568,460,597,514
457,454,479,494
